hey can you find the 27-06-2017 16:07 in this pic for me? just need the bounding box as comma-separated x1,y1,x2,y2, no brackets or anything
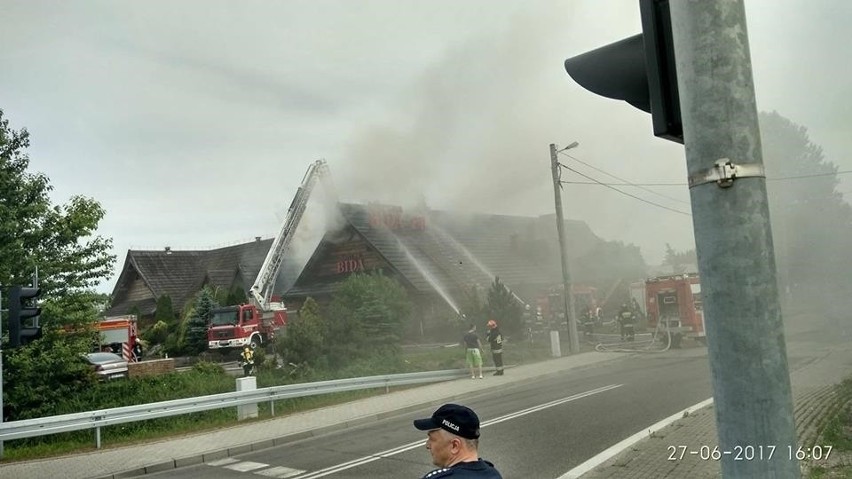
667,444,833,462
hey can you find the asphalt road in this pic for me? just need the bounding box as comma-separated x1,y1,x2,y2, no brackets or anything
142,348,716,479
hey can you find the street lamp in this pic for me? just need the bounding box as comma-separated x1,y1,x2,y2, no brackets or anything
560,141,580,152
549,141,580,355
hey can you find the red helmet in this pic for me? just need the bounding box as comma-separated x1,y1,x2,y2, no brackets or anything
487,320,497,329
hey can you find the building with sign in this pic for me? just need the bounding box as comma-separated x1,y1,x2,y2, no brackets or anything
107,202,630,338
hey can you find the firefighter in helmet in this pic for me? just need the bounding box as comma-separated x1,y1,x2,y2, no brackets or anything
485,320,504,376
618,302,636,341
240,346,255,376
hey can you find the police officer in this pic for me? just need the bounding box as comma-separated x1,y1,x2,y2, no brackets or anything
413,404,503,478
485,320,504,376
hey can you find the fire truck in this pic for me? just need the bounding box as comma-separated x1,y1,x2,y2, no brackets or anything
98,315,140,362
207,160,335,350
644,273,706,348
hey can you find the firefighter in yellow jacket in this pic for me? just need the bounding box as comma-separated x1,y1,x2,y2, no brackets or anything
240,347,255,376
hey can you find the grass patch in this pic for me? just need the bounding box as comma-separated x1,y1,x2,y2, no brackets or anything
808,465,852,479
803,378,852,478
820,378,852,451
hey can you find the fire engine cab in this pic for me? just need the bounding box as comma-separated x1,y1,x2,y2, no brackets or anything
645,273,706,347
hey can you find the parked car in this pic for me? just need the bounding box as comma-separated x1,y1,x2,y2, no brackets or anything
85,352,129,380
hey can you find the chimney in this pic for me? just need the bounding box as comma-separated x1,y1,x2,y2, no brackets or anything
165,246,172,254
255,236,262,242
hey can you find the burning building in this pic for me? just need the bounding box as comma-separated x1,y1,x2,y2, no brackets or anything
107,202,637,339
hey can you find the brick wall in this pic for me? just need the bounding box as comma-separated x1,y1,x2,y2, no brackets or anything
128,358,175,378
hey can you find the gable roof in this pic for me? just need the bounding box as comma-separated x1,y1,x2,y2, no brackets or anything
107,239,274,316
287,203,602,305
108,202,605,316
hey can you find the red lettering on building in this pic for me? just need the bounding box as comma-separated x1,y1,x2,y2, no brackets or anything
367,204,427,231
336,255,366,274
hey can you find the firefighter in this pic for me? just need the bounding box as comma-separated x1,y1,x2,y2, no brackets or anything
581,309,595,337
240,346,255,376
485,320,504,376
618,303,636,341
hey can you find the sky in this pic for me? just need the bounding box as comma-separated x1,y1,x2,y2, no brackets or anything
1,0,850,294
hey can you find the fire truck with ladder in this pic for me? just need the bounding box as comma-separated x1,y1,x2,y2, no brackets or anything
207,160,335,350
644,273,706,348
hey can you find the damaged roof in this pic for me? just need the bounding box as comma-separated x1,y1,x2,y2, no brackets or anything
107,202,602,316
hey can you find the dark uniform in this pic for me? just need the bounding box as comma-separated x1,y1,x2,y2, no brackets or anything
485,320,504,376
414,404,503,479
421,459,502,478
618,304,635,341
581,309,595,337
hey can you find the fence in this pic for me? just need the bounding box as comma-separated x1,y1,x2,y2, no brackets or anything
0,369,467,452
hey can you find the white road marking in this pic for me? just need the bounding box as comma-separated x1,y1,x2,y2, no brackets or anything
207,458,240,466
223,461,270,472
556,397,715,479
255,466,308,478
293,384,623,479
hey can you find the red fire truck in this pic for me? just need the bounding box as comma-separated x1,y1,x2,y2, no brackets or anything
207,160,335,350
98,315,140,362
644,273,706,347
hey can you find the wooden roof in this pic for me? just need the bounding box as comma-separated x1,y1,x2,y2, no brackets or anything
108,203,603,315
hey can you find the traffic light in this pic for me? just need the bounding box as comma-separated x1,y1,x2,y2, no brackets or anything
8,285,43,348
564,0,682,143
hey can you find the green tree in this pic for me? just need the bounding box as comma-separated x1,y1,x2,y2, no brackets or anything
225,287,245,306
1,110,114,421
154,295,175,324
327,272,411,365
151,294,182,353
184,287,218,355
458,284,488,326
662,243,697,274
760,111,852,299
485,277,523,335
0,110,115,294
276,297,326,367
574,240,648,283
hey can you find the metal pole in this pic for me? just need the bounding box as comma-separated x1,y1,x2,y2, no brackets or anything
669,1,798,477
1,285,4,459
550,143,580,354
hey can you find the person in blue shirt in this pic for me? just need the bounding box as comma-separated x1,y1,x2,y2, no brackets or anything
413,403,503,478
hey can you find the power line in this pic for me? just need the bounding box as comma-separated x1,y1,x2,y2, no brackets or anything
560,165,692,217
768,170,852,181
554,150,852,216
560,180,684,186
558,151,690,204
559,168,852,186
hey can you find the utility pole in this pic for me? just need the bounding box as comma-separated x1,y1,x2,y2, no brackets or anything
550,142,580,355
670,1,798,476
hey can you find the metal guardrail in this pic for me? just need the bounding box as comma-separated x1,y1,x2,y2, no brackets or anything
0,369,468,449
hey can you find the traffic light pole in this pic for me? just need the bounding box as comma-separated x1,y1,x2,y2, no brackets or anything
1,286,5,459
669,1,798,477
550,143,580,355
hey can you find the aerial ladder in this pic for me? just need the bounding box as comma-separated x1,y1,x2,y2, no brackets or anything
207,159,336,350
250,159,335,310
